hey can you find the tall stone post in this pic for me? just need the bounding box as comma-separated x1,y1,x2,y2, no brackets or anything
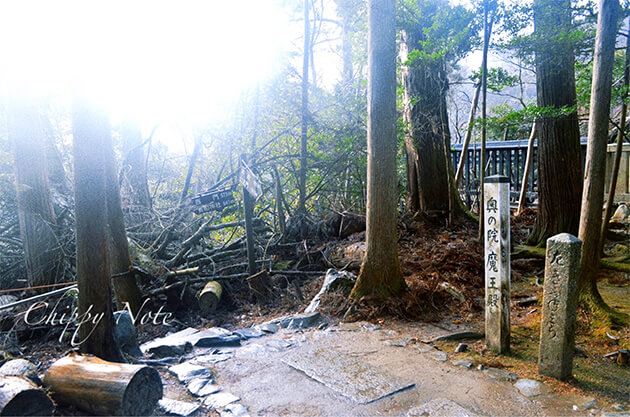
538,233,581,380
484,175,510,353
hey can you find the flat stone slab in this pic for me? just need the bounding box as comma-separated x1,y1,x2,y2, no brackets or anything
187,377,221,396
407,398,480,417
514,379,550,398
169,361,213,383
483,367,517,382
234,327,265,340
204,392,240,409
283,347,414,404
141,328,198,357
220,403,250,417
158,398,200,416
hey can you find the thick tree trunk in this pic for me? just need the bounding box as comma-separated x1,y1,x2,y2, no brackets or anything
104,131,143,314
44,354,162,416
7,91,63,288
578,0,625,323
120,121,152,210
527,0,583,246
351,0,404,298
401,30,468,220
72,92,124,362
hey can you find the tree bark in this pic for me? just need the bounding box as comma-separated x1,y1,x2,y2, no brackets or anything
578,0,624,322
104,130,143,314
298,0,310,216
7,91,63,288
120,121,152,210
401,27,469,220
44,354,162,416
351,0,404,298
179,137,201,206
527,0,583,246
72,91,124,362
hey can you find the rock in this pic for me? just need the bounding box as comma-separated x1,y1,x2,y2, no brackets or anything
429,351,448,362
265,340,293,351
0,359,41,385
612,404,625,411
611,204,630,223
329,241,365,272
114,311,142,357
194,329,241,348
192,352,233,365
453,360,474,369
204,392,240,409
476,364,485,371
168,362,213,383
515,296,539,307
140,328,199,357
220,403,250,417
455,343,468,353
234,327,265,340
158,398,200,416
408,398,480,417
384,339,413,347
256,322,279,334
304,269,356,313
415,344,435,354
514,379,550,398
271,312,325,330
483,367,517,382
187,378,221,397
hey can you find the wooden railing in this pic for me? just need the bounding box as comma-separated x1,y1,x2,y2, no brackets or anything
448,138,630,210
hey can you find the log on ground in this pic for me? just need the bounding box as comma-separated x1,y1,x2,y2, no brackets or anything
0,376,54,416
44,354,162,416
198,281,222,316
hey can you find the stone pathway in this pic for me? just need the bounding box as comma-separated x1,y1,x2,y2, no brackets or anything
139,313,628,417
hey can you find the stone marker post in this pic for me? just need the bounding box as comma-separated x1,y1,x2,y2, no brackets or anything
484,175,510,353
538,233,581,380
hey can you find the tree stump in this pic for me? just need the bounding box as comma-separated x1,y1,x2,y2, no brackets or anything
198,281,222,316
44,354,162,416
0,376,54,416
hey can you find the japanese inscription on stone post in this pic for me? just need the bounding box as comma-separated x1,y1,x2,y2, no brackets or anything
484,175,510,353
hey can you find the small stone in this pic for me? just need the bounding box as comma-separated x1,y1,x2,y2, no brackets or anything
140,328,198,357
573,405,580,412
429,351,448,362
514,379,549,398
385,339,411,347
194,328,241,348
266,340,293,351
611,204,630,223
204,392,240,409
220,403,250,417
192,352,233,365
453,360,474,369
0,359,41,385
415,344,435,354
158,398,200,417
169,362,213,383
187,377,221,396
476,364,486,371
483,367,518,382
455,343,468,353
234,327,265,340
256,322,279,334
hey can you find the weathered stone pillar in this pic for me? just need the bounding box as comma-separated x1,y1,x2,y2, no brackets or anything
484,175,510,353
538,233,581,380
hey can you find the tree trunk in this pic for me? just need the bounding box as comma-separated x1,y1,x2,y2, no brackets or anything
7,91,63,288
0,376,54,416
578,0,625,323
527,0,583,246
72,91,124,362
104,130,143,314
401,29,468,220
179,137,201,206
44,354,162,416
478,2,493,240
601,20,630,245
351,0,404,298
298,0,310,216
517,120,537,215
455,83,481,187
120,121,152,210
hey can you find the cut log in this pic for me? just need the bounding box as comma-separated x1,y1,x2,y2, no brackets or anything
198,281,222,316
0,376,54,416
43,354,162,416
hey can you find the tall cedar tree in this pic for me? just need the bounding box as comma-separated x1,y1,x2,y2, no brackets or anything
351,0,405,298
73,92,124,362
7,91,64,287
527,0,583,246
578,0,627,323
400,0,471,221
